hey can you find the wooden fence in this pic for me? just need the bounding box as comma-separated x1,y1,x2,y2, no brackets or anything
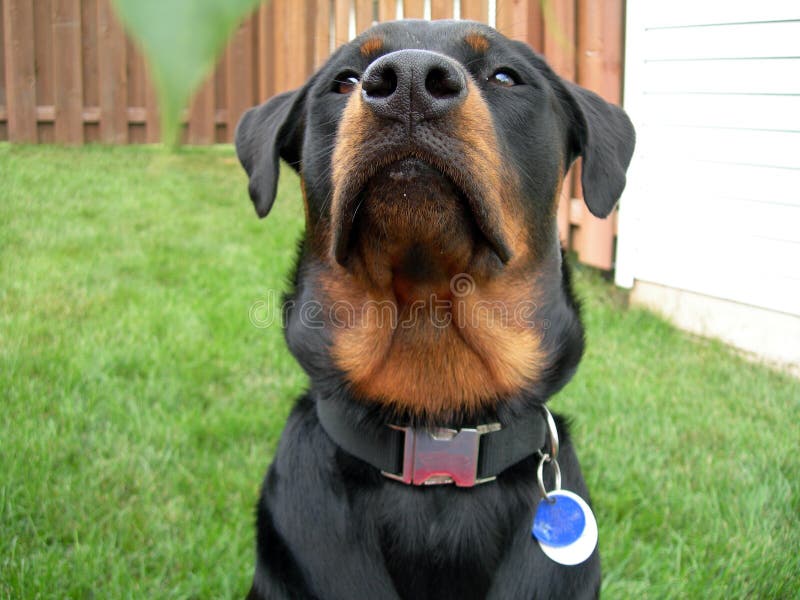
0,0,624,269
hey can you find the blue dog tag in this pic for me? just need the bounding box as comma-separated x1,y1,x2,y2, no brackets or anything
531,489,598,566
532,493,586,547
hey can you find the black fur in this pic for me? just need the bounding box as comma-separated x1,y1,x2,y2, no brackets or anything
237,20,634,600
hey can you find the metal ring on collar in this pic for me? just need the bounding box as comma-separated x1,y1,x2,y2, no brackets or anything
537,453,562,502
541,405,559,461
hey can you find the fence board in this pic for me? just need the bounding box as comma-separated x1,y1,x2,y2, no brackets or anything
574,0,619,269
188,73,215,144
597,0,622,266
126,40,144,108
430,0,453,20
356,0,374,33
334,0,351,45
461,0,488,23
257,3,272,99
274,0,288,94
213,42,227,142
97,0,127,143
542,0,575,244
226,18,254,142
52,0,83,144
495,0,518,38
33,0,55,141
33,1,54,101
256,3,270,100
542,0,574,77
496,0,542,48
4,0,37,141
81,0,99,141
404,0,425,19
378,0,398,22
144,69,159,142
313,0,331,69
602,0,621,104
528,0,544,50
126,39,145,142
294,1,314,86
0,0,6,140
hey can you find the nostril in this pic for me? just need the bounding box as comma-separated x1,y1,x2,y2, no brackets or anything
363,66,398,98
425,67,462,99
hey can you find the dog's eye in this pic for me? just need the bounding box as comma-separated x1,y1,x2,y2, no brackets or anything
333,72,360,94
487,69,519,87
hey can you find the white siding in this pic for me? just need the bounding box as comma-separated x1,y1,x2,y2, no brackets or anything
617,1,800,318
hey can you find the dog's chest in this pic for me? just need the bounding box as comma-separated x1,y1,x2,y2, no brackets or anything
370,484,524,597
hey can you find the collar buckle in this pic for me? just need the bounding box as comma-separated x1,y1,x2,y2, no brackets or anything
382,423,502,487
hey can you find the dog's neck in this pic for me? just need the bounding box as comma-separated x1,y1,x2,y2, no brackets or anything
284,242,584,428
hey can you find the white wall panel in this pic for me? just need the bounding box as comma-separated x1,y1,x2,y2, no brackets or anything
644,20,800,60
643,59,800,95
617,1,800,318
641,1,800,28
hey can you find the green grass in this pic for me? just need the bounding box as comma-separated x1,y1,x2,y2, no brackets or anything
1,144,798,599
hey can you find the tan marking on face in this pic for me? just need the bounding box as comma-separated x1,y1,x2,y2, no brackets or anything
464,31,490,53
320,262,546,419
360,36,384,57
330,87,374,241
323,226,541,416
454,78,527,259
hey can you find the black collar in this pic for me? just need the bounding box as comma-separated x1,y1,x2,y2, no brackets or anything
316,398,550,487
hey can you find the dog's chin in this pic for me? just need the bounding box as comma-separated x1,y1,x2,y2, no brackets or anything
334,158,502,301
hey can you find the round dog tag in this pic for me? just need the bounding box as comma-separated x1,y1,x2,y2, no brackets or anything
532,492,586,547
532,489,597,566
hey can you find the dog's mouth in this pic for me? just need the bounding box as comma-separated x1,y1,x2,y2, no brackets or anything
332,155,512,279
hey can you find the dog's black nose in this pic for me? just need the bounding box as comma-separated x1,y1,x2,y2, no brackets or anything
361,50,467,121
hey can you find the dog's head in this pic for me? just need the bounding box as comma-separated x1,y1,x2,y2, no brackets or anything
236,20,634,420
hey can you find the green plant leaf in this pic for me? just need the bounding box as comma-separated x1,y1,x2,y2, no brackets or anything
112,0,262,146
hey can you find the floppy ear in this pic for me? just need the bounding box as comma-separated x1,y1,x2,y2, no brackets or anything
562,81,635,218
235,88,307,218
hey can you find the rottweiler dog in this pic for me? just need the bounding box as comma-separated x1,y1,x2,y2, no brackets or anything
236,19,634,600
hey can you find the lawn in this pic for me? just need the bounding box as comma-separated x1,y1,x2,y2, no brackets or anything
1,144,798,599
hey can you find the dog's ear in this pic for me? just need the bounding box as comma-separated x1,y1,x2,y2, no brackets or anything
561,81,635,218
235,88,308,218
